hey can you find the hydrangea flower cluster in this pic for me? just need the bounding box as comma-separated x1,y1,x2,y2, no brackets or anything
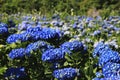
53,68,79,80
7,27,41,43
4,67,27,79
30,27,62,40
93,42,120,66
93,42,110,58
98,50,120,66
102,62,120,77
3,15,120,80
93,30,101,36
0,22,8,34
8,40,54,59
60,40,84,54
42,48,66,62
8,48,26,59
25,40,54,54
92,77,120,80
18,21,33,30
41,40,86,79
92,42,120,79
7,27,63,43
42,40,86,62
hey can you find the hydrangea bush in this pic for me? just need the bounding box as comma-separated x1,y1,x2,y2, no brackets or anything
0,14,120,80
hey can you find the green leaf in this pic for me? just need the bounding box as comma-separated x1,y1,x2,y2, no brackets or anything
54,78,58,80
0,66,7,75
75,77,78,80
63,61,69,66
9,43,17,48
93,68,97,74
65,54,73,62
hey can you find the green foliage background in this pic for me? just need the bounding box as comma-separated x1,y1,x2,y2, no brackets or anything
0,0,120,16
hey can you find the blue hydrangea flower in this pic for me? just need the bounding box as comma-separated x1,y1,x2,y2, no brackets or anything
18,21,35,30
26,26,42,32
28,27,62,40
7,34,21,43
25,40,54,54
85,17,93,23
0,27,8,34
98,50,120,66
0,22,8,34
38,27,62,40
8,48,26,59
92,77,101,80
7,27,62,43
0,22,8,28
4,67,27,79
7,32,31,44
93,30,101,36
102,62,120,78
19,32,32,42
53,68,79,80
42,48,67,62
92,77,120,80
60,40,84,54
92,42,110,58
73,22,78,29
95,72,103,77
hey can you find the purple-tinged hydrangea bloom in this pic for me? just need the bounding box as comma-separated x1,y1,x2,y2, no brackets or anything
53,68,79,80
4,67,27,79
8,48,26,59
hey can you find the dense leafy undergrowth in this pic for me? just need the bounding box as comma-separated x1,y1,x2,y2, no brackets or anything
0,14,120,80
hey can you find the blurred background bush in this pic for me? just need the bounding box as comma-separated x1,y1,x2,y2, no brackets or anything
0,0,120,17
